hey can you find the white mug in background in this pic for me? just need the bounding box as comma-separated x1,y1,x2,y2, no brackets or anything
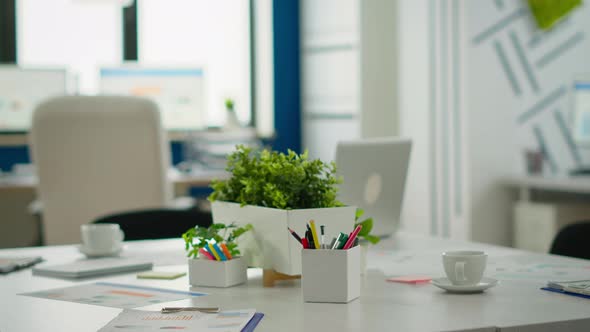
442,251,487,286
80,224,124,255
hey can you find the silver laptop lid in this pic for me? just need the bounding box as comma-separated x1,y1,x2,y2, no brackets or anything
335,137,412,237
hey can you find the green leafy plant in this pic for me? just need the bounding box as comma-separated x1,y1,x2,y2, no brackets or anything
209,145,343,209
182,223,253,259
225,98,235,111
355,208,380,244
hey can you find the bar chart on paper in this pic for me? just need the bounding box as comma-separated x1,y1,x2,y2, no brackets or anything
20,282,207,309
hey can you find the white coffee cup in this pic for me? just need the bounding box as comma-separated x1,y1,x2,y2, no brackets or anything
80,224,124,255
442,251,487,286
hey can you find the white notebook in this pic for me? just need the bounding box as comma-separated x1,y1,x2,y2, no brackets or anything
32,258,152,278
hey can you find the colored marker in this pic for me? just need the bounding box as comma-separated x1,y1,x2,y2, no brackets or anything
331,233,344,250
302,238,309,249
343,224,363,250
199,248,215,260
213,243,228,261
306,228,315,249
287,227,303,244
207,243,221,261
309,220,320,249
320,225,326,249
337,233,349,249
220,243,233,260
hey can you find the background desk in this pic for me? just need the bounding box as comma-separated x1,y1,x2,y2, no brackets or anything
504,175,590,253
1,231,589,331
0,168,228,248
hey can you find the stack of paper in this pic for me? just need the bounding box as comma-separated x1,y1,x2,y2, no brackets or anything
32,258,152,278
98,308,264,332
542,280,590,299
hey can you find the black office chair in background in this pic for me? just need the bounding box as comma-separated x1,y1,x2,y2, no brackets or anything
549,221,590,260
93,208,212,241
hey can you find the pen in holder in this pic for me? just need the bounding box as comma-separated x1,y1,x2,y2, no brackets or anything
301,245,360,303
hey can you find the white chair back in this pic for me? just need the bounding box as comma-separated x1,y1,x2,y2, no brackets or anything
30,96,172,245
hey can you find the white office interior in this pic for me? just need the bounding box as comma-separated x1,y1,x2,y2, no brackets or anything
2,0,590,253
3,1,590,331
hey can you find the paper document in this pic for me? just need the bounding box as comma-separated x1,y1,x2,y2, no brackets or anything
98,308,257,332
21,282,206,309
32,257,152,278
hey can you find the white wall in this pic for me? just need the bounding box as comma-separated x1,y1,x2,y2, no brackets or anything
400,0,590,245
464,0,590,245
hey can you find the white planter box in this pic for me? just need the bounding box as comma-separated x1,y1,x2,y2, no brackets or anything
211,201,356,275
301,246,360,303
188,257,247,288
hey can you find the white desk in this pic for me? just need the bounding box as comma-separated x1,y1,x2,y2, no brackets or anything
0,167,228,191
504,175,590,253
1,232,589,332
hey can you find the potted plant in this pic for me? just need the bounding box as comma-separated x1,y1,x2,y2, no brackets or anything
354,208,380,273
208,145,356,276
182,222,253,287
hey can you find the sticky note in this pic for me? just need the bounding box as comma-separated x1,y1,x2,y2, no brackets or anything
137,271,187,280
386,276,432,284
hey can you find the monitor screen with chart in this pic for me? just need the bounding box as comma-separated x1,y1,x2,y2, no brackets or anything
572,77,590,147
0,66,67,133
99,67,206,132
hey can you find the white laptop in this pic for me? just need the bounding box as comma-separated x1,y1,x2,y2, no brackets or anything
335,137,412,237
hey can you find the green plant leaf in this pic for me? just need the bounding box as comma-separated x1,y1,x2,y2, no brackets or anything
181,222,253,259
207,145,343,209
364,234,381,245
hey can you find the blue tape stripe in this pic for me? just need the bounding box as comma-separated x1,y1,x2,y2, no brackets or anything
100,68,204,77
472,7,527,45
536,32,585,68
554,110,582,166
429,0,439,236
493,40,522,96
517,86,566,125
509,31,540,93
95,282,207,297
532,126,558,174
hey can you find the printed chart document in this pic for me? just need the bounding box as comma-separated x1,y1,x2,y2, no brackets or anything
98,308,258,332
20,282,207,309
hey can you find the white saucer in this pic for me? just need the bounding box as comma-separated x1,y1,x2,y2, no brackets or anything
431,277,499,293
78,244,124,258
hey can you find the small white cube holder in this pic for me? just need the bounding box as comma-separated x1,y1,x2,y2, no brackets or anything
188,257,247,288
301,245,360,303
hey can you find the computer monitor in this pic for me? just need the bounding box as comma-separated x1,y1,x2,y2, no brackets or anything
0,66,67,133
99,67,206,132
335,137,412,237
572,76,590,147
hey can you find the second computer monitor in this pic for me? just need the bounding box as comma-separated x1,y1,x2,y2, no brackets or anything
99,67,205,131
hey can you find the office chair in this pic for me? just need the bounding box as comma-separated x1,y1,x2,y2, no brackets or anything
549,221,590,260
93,207,212,241
30,96,175,245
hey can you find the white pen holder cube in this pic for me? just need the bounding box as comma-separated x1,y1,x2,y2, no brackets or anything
188,257,247,288
301,246,360,303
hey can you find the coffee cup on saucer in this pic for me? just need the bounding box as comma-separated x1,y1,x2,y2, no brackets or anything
80,224,124,257
442,251,487,285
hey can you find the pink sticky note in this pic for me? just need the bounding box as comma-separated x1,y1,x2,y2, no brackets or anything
386,276,432,284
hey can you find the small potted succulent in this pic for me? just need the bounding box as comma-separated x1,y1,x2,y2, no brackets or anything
208,145,357,275
182,222,253,288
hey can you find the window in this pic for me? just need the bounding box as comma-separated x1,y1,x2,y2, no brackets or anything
16,0,123,93
137,0,251,128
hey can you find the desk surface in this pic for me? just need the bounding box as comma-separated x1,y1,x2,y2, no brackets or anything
504,174,590,194
1,232,589,332
0,167,228,191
